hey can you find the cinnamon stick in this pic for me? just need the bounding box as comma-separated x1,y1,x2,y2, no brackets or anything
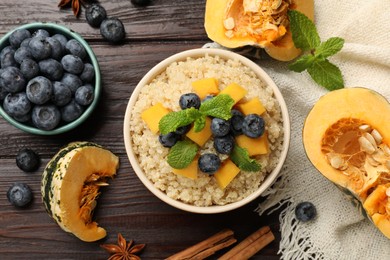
218,226,275,260
166,229,237,260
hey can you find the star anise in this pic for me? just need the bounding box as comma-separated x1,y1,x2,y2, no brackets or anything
58,0,92,17
100,233,146,260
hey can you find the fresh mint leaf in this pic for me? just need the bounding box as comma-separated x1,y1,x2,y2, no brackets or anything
199,94,234,120
288,54,315,72
167,140,198,169
193,114,206,132
159,107,201,135
288,10,320,51
307,59,344,91
230,146,261,172
315,37,344,59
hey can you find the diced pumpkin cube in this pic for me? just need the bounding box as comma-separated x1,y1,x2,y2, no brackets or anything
237,97,266,115
172,158,198,180
235,132,269,156
214,159,240,189
219,83,247,104
186,117,212,146
141,103,170,134
191,78,220,99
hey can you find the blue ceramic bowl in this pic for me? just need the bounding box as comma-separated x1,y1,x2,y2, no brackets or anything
0,22,101,135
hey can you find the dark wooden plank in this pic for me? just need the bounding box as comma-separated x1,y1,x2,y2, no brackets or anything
0,1,282,258
0,0,208,41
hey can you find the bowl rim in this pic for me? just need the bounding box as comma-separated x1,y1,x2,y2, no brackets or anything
123,48,290,214
0,22,101,135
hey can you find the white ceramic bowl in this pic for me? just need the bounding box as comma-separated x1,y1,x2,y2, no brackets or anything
123,48,290,214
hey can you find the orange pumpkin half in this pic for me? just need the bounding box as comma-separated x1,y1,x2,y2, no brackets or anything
204,0,314,61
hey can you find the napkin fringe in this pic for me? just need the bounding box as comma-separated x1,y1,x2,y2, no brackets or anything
256,173,325,260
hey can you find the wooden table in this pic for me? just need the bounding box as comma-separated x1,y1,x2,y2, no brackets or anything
0,1,281,258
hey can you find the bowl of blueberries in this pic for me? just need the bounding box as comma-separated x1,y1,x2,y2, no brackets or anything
0,22,101,135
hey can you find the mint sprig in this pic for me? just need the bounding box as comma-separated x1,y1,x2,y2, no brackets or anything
159,107,202,135
159,94,234,134
288,10,345,90
230,146,261,172
167,140,198,169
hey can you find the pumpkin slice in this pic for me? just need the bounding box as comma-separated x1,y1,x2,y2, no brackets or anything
41,142,119,242
303,87,390,239
204,0,314,61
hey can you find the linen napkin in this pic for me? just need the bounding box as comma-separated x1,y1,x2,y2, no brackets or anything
205,0,390,259
254,1,390,259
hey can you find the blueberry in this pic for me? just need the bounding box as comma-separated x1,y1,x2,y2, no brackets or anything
0,85,8,101
79,63,95,83
61,73,82,94
61,99,84,122
75,84,94,106
158,132,180,148
32,105,61,130
20,37,32,48
211,118,230,137
52,81,72,106
65,39,86,60
38,59,63,81
85,4,107,28
0,67,26,93
179,93,201,109
0,46,15,60
61,54,84,74
203,95,214,102
14,46,32,64
295,202,317,222
13,112,32,123
52,34,68,50
28,36,52,60
26,76,53,105
20,58,39,80
242,114,265,138
16,148,40,172
32,29,50,38
198,153,221,174
100,18,126,43
9,29,31,48
175,124,191,135
214,135,235,154
7,183,33,208
131,0,151,6
230,109,244,136
1,50,17,68
2,92,31,117
46,37,64,60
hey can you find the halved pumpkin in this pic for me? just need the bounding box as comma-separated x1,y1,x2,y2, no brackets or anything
41,142,119,242
303,87,390,239
204,0,314,61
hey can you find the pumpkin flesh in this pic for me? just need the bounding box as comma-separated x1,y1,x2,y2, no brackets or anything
303,88,390,239
42,142,119,242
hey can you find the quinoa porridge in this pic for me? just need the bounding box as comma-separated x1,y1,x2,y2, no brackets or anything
129,54,283,207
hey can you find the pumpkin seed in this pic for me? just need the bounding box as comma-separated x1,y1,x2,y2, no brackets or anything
223,17,235,30
382,145,390,156
358,136,376,154
367,156,380,167
371,129,383,144
386,187,390,197
225,30,234,38
359,124,371,132
363,133,377,148
95,181,109,186
329,155,344,169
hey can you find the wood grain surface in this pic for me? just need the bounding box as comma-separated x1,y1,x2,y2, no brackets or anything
0,0,282,259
